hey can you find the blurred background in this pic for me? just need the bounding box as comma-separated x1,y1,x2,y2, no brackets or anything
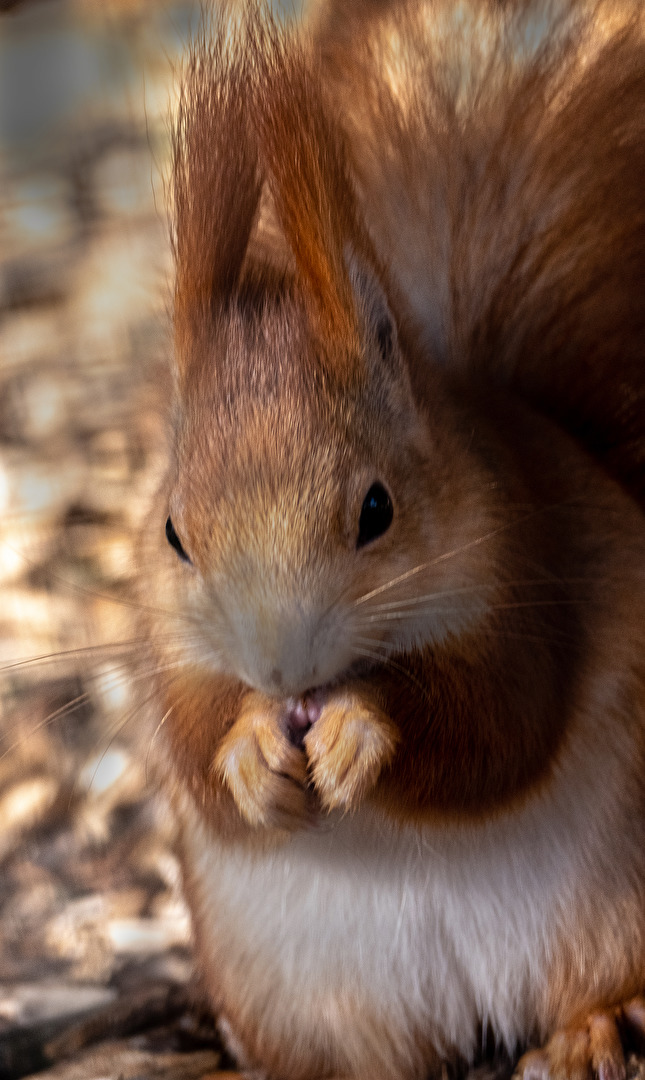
6,4,621,1079
0,2,307,1077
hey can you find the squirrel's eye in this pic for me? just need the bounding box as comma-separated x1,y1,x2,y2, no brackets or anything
165,515,191,563
357,483,393,548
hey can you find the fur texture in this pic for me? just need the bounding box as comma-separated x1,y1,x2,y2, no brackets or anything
139,2,645,1077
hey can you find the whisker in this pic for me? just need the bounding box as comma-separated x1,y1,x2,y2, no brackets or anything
78,681,167,804
354,607,469,626
141,677,199,785
0,657,191,766
354,597,592,626
362,577,592,614
0,640,148,675
352,643,434,708
0,654,147,759
1,538,203,628
353,616,578,646
145,704,175,785
490,598,593,612
80,663,197,788
352,500,578,607
0,689,94,764
0,627,211,689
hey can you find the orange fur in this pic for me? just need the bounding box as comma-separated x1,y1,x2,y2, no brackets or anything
250,16,360,350
317,0,645,504
172,11,262,369
139,3,645,1077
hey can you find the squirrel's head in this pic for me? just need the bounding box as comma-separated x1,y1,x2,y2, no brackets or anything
156,12,498,700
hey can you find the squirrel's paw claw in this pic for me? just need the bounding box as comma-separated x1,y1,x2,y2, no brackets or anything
214,693,308,831
304,693,397,813
516,1009,627,1080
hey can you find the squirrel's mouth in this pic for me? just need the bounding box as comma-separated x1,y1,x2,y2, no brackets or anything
281,658,379,748
283,691,326,748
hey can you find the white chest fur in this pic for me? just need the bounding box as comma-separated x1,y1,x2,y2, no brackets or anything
180,679,645,1080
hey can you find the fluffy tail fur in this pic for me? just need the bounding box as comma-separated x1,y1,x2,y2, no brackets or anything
317,0,645,506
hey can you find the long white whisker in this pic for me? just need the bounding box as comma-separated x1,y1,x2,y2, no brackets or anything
0,640,145,674
0,652,150,759
0,657,192,765
79,682,167,802
145,704,176,785
0,690,94,764
362,576,591,614
353,645,433,708
353,501,577,607
354,597,592,626
1,538,204,628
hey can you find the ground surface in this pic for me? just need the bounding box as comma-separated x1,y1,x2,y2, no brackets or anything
0,2,231,1075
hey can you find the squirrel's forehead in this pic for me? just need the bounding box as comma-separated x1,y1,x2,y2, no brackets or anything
182,352,359,448
189,301,367,403
176,421,349,559
183,403,348,486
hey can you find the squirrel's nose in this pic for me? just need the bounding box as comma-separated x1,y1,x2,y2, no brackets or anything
228,593,347,698
264,657,319,698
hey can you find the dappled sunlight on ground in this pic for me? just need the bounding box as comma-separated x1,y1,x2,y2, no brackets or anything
0,2,223,1076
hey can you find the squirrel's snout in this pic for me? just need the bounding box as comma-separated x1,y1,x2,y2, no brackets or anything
228,595,351,701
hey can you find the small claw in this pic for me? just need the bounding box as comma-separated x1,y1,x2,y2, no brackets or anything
304,694,397,813
589,1013,626,1080
516,1008,631,1080
551,1027,591,1080
515,1049,551,1080
214,693,309,831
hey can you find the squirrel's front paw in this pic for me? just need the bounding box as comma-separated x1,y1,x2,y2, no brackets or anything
514,997,645,1080
214,692,308,831
304,692,398,813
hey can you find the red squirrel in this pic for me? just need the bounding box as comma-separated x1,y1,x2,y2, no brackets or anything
139,2,645,1077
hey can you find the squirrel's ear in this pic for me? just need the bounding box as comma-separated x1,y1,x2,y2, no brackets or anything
173,17,262,357
347,252,398,366
252,20,365,359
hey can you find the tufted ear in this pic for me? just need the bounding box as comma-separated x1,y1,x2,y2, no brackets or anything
347,252,398,366
251,15,374,363
172,13,262,363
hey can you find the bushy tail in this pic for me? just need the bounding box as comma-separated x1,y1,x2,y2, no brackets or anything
317,0,645,506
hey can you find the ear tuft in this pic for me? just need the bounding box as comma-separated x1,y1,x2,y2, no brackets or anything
348,252,398,365
250,15,367,355
173,11,262,358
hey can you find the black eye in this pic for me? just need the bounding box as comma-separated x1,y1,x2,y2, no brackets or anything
357,483,393,548
165,515,191,563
